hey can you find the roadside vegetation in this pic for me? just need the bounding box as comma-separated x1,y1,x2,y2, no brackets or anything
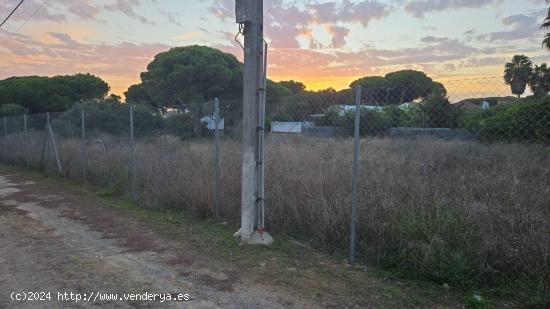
0,163,476,308
1,133,549,306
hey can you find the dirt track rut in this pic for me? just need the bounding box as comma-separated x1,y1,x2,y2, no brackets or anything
0,173,310,308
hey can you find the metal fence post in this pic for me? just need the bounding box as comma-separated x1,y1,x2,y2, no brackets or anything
349,85,362,265
3,116,7,155
81,109,87,179
129,106,136,198
2,116,7,158
40,113,49,169
23,114,28,141
22,114,28,165
213,98,221,219
47,113,62,175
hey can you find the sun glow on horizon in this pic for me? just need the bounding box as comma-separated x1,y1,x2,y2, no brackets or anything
1,0,549,102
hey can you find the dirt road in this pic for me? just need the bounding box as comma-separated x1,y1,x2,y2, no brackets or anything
0,172,312,308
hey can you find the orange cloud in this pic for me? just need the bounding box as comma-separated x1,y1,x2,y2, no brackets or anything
0,30,169,97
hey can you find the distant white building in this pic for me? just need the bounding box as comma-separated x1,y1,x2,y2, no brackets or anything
398,102,415,110
271,121,313,134
329,105,384,116
163,110,180,118
162,107,191,118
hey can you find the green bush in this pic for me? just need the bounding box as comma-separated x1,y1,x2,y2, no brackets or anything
52,100,162,138
463,97,550,144
416,96,459,128
381,105,418,127
314,108,393,136
272,88,352,122
0,103,28,117
162,113,197,139
312,96,460,136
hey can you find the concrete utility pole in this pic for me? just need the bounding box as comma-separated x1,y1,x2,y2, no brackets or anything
235,0,272,245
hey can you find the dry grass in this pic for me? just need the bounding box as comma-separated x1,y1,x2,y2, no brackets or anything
2,133,549,298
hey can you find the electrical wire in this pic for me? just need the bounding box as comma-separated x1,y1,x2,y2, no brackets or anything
234,23,245,50
11,0,43,34
0,0,24,29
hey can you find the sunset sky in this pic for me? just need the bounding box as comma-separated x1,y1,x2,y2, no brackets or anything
1,0,550,98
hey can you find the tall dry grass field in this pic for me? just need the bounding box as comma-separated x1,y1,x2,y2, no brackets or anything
1,133,549,296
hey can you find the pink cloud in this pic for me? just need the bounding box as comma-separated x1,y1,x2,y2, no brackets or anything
209,0,391,49
404,0,500,18
0,31,170,94
325,25,350,48
104,0,155,25
0,0,153,25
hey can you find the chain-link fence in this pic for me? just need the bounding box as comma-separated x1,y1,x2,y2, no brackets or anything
1,76,549,296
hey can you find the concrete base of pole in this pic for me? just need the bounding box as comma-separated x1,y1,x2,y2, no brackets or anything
233,229,274,245
246,230,273,245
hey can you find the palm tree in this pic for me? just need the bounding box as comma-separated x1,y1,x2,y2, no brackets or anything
529,63,550,97
504,55,533,99
543,2,550,50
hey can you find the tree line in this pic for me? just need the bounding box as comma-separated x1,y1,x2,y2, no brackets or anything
0,45,448,139
2,0,550,118
0,74,109,116
0,44,548,143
